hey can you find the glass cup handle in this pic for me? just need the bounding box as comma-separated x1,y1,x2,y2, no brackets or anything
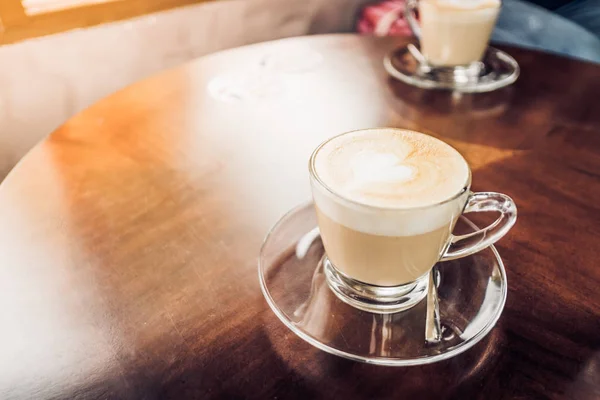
404,0,421,39
441,192,517,261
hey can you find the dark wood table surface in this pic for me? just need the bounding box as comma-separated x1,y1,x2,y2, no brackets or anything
0,34,598,399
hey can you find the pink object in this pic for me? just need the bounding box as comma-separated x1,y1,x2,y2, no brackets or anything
357,0,413,37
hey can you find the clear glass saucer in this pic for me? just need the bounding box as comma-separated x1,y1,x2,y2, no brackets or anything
258,203,507,366
383,44,519,93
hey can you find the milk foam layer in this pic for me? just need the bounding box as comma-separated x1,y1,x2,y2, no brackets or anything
314,129,469,208
311,129,471,236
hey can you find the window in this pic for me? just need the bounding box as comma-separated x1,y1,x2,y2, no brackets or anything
22,0,117,16
0,0,209,44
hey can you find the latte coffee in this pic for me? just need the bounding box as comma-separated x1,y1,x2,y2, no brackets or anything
310,129,471,287
419,0,501,66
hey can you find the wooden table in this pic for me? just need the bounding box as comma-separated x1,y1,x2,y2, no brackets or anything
1,35,598,399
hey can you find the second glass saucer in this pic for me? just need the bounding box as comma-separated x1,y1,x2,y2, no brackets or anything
384,44,519,93
259,203,507,366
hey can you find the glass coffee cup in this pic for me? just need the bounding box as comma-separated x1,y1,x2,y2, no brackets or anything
404,0,501,75
309,128,516,313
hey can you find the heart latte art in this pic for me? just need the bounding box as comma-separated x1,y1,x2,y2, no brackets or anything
314,128,469,208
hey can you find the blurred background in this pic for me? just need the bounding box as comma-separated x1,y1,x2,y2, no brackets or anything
0,0,372,180
0,0,598,180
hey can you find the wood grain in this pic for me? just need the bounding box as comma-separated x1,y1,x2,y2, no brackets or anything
0,35,598,399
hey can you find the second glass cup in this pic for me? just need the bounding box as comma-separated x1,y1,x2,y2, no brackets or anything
404,0,501,74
